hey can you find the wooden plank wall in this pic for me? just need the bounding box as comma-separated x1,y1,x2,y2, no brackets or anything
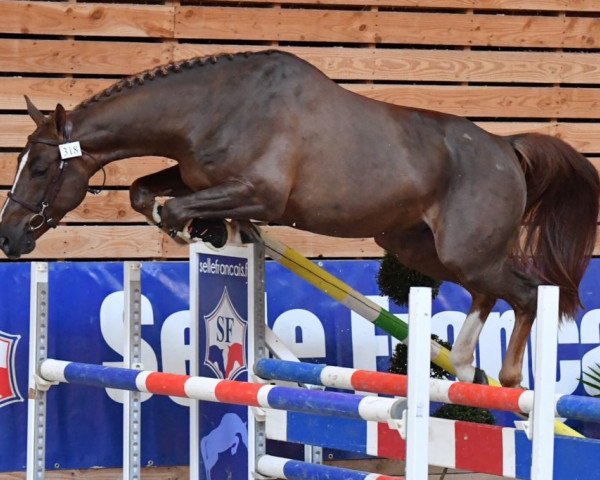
0,0,599,259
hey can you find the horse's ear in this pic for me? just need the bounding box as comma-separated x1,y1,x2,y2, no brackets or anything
24,95,45,126
53,104,67,138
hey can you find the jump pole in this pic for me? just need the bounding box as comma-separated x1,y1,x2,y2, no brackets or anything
37,359,406,423
254,358,600,424
257,454,404,480
259,231,582,439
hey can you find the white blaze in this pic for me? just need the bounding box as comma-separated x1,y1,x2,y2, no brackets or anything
0,150,30,222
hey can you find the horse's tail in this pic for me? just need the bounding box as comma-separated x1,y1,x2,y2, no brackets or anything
508,132,600,318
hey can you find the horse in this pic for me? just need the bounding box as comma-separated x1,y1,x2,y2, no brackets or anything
1,50,598,388
201,412,248,480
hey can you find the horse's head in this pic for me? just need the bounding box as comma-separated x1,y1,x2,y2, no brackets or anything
0,97,93,258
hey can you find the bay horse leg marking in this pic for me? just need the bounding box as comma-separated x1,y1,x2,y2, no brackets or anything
376,227,495,384
450,294,496,384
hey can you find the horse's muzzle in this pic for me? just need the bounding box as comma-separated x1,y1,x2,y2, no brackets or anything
0,228,35,259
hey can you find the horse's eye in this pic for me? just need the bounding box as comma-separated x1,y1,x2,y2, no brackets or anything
30,166,48,178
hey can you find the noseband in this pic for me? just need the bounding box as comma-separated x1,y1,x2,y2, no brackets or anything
7,136,106,231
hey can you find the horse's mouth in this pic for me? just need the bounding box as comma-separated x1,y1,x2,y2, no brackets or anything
0,234,35,259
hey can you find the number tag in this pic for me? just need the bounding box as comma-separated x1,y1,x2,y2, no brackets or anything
59,141,82,159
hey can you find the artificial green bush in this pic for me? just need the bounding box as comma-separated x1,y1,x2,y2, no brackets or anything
377,252,442,307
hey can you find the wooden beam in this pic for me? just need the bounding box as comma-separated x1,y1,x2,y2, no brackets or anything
3,41,600,84
2,224,600,260
0,225,383,260
8,79,600,114
2,115,600,152
347,85,600,119
2,466,189,480
174,45,600,85
175,7,600,49
5,80,597,118
209,0,600,12
0,153,175,187
0,39,171,76
0,190,142,223
0,1,174,38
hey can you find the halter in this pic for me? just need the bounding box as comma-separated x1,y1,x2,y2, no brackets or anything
7,135,106,231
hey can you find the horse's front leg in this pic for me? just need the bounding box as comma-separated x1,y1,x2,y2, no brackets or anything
130,165,192,224
159,178,284,235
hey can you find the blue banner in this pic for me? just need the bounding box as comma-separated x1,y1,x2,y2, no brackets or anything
1,259,600,472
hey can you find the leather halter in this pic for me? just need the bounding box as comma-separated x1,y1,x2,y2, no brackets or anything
7,135,106,231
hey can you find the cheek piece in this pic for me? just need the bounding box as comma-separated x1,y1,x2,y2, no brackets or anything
6,134,106,231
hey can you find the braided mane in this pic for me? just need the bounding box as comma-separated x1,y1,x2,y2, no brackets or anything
76,50,274,109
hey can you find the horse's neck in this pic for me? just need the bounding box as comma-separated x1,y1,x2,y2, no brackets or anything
68,87,202,165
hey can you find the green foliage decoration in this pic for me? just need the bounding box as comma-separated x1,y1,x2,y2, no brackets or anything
580,363,600,397
377,252,442,307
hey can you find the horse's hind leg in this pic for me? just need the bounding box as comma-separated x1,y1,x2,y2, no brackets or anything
376,227,496,384
375,225,459,283
450,293,496,384
434,221,539,388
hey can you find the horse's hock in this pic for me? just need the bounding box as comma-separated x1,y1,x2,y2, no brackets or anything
0,0,599,261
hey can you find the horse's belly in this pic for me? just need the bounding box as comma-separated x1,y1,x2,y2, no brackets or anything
278,194,422,239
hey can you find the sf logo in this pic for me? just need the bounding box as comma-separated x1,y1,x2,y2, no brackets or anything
204,288,247,380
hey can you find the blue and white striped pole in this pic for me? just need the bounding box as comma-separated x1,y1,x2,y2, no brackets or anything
257,455,404,480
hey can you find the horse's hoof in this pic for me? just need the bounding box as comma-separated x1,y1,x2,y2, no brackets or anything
473,367,489,385
188,219,228,248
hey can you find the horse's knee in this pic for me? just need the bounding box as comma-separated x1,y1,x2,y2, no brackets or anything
129,179,153,213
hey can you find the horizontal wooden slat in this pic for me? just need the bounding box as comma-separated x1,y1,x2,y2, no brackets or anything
349,85,600,119
3,82,600,119
174,45,600,85
3,41,600,84
3,224,600,260
2,115,600,153
476,122,600,154
212,0,600,12
0,189,140,223
0,1,173,38
13,225,165,259
0,225,383,260
4,466,189,480
0,39,171,75
5,167,600,221
175,7,600,48
1,150,597,191
0,153,175,187
0,78,103,111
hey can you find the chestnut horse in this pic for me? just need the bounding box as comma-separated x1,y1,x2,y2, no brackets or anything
1,50,598,387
